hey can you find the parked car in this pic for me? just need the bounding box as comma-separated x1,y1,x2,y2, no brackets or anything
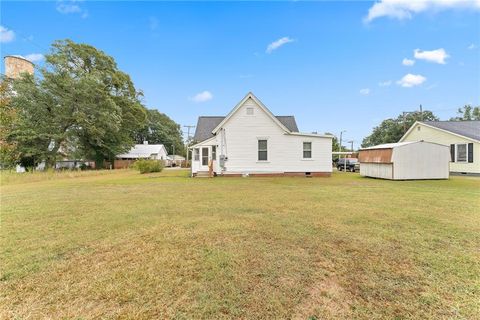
337,158,359,172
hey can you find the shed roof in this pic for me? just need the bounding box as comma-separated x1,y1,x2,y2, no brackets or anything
193,115,298,143
422,120,480,141
361,141,417,150
117,144,166,158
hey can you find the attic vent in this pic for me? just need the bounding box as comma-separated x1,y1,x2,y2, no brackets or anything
246,107,254,115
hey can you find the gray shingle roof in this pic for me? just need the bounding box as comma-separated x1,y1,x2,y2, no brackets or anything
276,116,299,132
193,117,225,142
193,115,299,143
423,120,480,141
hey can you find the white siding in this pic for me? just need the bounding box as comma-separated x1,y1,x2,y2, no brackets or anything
155,147,168,161
359,141,450,180
392,142,449,180
219,98,331,174
360,163,393,179
191,97,332,174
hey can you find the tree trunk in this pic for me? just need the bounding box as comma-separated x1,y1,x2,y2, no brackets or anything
95,153,104,170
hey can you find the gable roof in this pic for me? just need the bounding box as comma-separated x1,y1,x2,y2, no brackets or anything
211,92,293,135
422,120,480,141
276,116,299,132
193,117,225,142
400,120,480,143
193,115,299,143
117,144,167,158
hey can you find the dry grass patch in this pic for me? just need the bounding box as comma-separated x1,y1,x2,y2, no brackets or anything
1,169,479,319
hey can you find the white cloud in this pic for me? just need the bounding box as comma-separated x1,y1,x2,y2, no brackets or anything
190,91,213,103
0,25,15,43
359,88,371,95
56,1,88,18
364,0,480,23
414,48,449,64
468,43,477,50
402,58,415,66
24,53,45,62
266,37,294,54
397,73,427,87
379,80,392,87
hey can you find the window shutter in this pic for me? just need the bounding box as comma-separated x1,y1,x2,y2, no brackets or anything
450,144,455,162
468,143,474,163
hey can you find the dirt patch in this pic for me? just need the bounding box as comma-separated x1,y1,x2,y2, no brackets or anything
292,275,352,320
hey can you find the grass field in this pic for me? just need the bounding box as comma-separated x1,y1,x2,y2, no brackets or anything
1,169,479,319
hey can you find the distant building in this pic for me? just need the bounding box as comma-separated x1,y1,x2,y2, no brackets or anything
400,121,479,175
166,155,186,167
115,142,168,169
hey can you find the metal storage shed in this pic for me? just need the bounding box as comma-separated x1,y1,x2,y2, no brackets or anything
358,141,450,180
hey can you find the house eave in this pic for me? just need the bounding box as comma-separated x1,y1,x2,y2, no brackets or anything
287,132,334,138
211,92,291,135
400,121,480,143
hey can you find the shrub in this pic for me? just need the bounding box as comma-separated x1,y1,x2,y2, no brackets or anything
133,159,164,174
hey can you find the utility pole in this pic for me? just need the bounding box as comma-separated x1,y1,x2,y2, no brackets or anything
184,125,196,167
339,130,346,172
419,104,423,121
402,111,417,133
348,140,354,152
339,130,346,152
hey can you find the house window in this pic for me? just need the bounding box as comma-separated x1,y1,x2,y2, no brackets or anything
417,126,421,131
303,142,312,158
212,146,216,161
258,140,268,161
246,107,254,115
194,148,200,161
456,144,467,162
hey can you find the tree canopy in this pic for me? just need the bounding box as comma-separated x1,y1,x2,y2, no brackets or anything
361,111,438,148
449,105,480,121
2,39,183,168
136,109,184,156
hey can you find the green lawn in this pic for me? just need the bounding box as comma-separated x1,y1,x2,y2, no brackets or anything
1,169,479,319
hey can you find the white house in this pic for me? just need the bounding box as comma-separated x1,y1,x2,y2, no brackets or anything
117,142,168,160
115,142,168,169
359,141,450,180
400,121,479,175
190,92,333,177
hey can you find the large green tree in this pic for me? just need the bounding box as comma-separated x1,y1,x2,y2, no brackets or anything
8,39,147,168
136,109,184,155
0,79,19,167
450,105,480,121
361,111,438,148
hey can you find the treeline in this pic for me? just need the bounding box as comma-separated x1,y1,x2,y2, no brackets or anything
0,40,183,169
361,106,479,148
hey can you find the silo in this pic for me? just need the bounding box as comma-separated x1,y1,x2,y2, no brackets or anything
4,55,34,79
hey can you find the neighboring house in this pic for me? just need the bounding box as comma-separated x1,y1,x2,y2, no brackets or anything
190,92,333,177
399,121,480,174
115,142,168,169
359,141,450,180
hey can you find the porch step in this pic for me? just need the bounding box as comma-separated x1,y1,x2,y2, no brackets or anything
195,171,212,178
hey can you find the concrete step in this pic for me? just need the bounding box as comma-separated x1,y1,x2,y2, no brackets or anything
195,171,211,178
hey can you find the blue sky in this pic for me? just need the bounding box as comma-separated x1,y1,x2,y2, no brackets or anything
1,1,479,147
